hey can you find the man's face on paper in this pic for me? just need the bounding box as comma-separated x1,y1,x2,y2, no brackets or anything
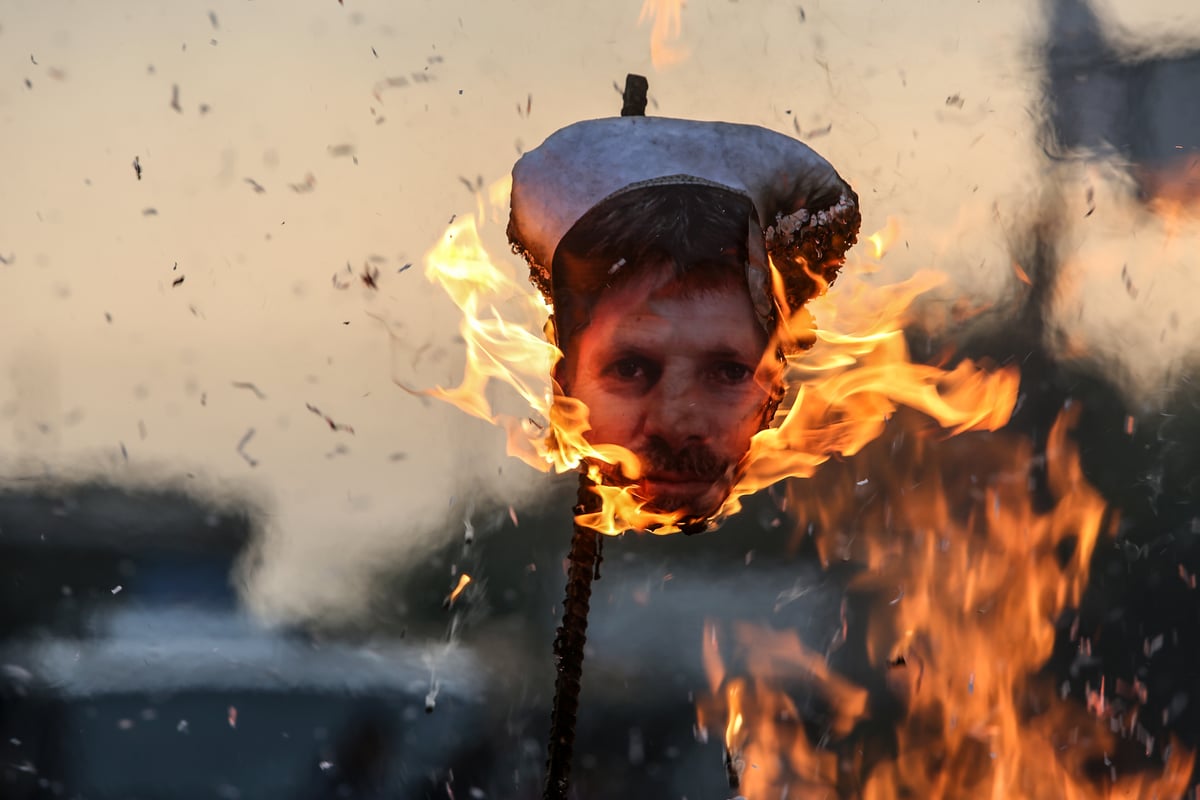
561,264,777,520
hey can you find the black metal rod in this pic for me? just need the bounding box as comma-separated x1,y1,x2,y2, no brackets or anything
620,73,649,117
724,744,742,791
543,475,602,800
543,74,647,800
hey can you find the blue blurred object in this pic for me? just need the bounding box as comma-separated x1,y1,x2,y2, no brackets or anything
1042,0,1200,200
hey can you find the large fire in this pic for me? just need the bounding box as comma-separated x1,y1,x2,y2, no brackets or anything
419,198,1019,536
413,173,1198,795
414,169,1196,796
694,408,1196,798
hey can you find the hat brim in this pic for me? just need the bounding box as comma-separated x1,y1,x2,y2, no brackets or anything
508,115,861,311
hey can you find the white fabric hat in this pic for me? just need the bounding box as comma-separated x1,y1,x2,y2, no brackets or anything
507,115,861,317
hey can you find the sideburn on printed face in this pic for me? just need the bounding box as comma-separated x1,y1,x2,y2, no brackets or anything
561,265,777,520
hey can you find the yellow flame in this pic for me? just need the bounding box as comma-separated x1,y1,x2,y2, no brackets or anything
417,194,1018,536
638,0,689,70
448,573,472,604
465,174,515,228
421,218,559,465
705,261,1019,529
865,215,902,263
725,679,744,744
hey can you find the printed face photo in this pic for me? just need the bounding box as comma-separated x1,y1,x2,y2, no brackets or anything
559,262,778,521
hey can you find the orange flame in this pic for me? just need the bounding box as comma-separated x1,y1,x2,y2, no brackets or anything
417,199,1019,536
694,408,1195,799
725,678,744,752
1012,261,1034,286
1133,155,1200,237
637,0,689,70
707,260,1019,532
448,573,471,604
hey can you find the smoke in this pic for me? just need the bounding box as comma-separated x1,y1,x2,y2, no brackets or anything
4,0,1200,631
924,0,1200,412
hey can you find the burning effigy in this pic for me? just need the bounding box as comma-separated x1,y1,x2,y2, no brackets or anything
508,113,863,529
424,95,1016,538
415,77,1195,799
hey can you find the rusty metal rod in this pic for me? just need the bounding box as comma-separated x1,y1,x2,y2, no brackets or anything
543,475,601,800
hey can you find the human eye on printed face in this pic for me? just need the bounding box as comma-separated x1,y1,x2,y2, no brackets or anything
599,352,662,391
704,360,756,387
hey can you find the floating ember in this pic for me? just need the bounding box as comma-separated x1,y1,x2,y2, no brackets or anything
447,573,472,606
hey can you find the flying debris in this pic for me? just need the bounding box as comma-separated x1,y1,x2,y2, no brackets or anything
359,264,379,289
236,428,258,467
288,172,317,193
231,381,267,399
305,403,355,433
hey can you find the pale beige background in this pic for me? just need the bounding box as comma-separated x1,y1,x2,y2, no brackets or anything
1,0,1197,622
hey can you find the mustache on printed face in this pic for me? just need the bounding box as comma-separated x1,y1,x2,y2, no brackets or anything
595,437,736,517
636,437,728,483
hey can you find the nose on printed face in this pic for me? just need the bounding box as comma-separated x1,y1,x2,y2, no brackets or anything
641,380,712,451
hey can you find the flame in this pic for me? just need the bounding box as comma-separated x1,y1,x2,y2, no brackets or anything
416,199,1019,536
865,216,902,263
448,573,472,604
709,261,1020,530
1133,155,1200,237
725,678,744,751
1012,261,1034,286
637,0,689,70
694,408,1195,799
